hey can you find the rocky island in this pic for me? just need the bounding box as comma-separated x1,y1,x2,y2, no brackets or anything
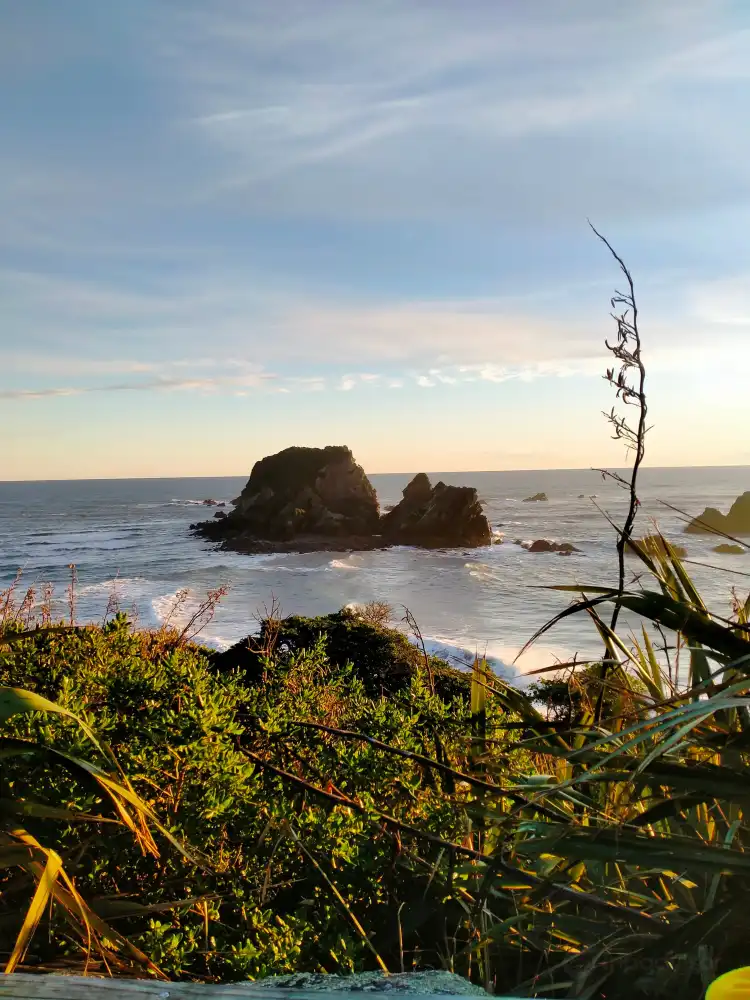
192,445,492,553
685,491,750,536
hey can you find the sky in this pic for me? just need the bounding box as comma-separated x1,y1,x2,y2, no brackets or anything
2,0,750,480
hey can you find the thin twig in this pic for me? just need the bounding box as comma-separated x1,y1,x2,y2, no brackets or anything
589,224,648,723
284,821,390,974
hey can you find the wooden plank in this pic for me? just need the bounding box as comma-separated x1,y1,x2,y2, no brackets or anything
0,978,509,1000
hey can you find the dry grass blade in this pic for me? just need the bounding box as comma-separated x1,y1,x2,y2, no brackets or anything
283,821,390,974
4,847,62,973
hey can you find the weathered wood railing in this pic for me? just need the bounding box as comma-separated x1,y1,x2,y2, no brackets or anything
0,976,510,1000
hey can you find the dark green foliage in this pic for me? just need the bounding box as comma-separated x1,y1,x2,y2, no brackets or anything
211,609,470,699
0,612,503,981
527,663,642,726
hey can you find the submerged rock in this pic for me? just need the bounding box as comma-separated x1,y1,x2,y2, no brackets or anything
381,474,491,548
520,538,580,555
685,492,750,536
713,543,746,555
523,492,548,502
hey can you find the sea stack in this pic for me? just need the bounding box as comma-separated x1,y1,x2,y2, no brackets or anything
193,447,492,553
381,474,492,548
685,492,750,536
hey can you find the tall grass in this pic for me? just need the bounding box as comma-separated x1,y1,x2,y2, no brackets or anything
0,582,194,977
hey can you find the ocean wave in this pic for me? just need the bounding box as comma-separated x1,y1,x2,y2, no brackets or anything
168,499,229,508
328,556,362,571
78,576,150,598
464,561,499,583
421,636,520,683
197,633,233,652
24,531,136,545
151,589,198,628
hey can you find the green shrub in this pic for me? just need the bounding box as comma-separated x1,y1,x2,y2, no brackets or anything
0,611,511,980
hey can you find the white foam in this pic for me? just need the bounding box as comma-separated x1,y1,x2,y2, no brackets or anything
420,636,519,683
419,636,579,688
78,576,149,597
328,557,361,571
168,499,230,509
464,561,499,583
197,633,233,652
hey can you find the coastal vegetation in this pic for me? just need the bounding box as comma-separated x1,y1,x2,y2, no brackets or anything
3,543,750,997
2,240,750,998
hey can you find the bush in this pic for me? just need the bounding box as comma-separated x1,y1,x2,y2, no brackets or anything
0,611,514,980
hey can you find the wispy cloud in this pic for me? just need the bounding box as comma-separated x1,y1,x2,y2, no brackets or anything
0,371,276,401
161,0,750,224
2,2,750,475
3,260,745,406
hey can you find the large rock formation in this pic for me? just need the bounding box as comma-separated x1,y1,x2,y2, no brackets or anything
381,474,492,548
193,450,492,552
523,492,548,502
685,492,750,536
202,446,379,550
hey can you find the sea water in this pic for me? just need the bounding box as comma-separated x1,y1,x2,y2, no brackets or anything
1,467,748,686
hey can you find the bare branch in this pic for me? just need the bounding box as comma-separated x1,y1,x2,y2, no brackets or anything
589,223,649,722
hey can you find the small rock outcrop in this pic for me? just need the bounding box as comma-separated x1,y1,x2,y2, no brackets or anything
713,543,746,555
381,474,492,548
518,539,580,555
523,492,548,502
685,492,750,536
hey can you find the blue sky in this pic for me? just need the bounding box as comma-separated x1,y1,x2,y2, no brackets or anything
2,0,749,479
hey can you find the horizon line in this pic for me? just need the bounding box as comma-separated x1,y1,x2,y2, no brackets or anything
2,462,750,485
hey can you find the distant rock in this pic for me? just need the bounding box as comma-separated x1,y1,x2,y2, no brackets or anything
202,499,220,506
381,474,491,548
213,510,226,519
578,494,586,499
193,450,491,552
523,492,548,502
627,535,687,559
713,543,746,555
521,538,580,555
685,492,750,536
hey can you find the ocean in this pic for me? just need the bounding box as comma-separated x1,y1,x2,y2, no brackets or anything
1,467,748,686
